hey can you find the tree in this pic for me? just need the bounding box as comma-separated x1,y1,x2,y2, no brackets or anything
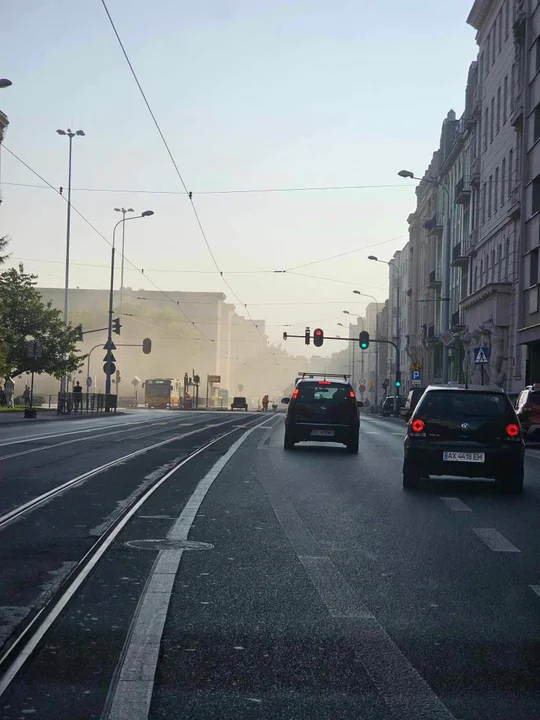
0,264,86,378
0,236,10,265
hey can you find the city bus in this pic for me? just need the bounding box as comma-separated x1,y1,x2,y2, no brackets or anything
143,378,181,409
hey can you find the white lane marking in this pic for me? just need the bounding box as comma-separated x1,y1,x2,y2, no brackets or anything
363,431,380,434
440,497,472,512
104,421,266,720
530,585,540,598
473,528,521,552
0,419,264,699
259,475,457,720
0,420,236,531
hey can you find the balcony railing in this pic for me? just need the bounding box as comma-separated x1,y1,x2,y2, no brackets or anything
510,89,524,127
428,269,442,287
470,156,481,185
423,214,444,236
451,242,470,268
455,176,471,204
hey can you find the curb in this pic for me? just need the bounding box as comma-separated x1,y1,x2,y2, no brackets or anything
0,411,127,427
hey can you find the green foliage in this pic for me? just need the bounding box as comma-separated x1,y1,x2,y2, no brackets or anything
0,264,86,379
0,236,10,265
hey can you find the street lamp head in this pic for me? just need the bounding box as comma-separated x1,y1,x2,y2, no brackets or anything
353,290,362,295
0,79,12,88
56,129,67,135
75,130,85,136
368,255,378,261
343,310,350,315
398,169,414,179
127,208,134,213
114,208,121,212
141,210,154,217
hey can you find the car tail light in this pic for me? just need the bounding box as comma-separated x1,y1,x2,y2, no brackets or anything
506,423,520,438
349,391,355,398
292,388,299,400
411,418,425,433
318,380,331,385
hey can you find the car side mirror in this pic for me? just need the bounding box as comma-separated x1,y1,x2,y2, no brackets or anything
281,397,290,404
357,401,364,407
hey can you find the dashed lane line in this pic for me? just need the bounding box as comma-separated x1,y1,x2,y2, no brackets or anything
473,528,521,552
440,497,473,512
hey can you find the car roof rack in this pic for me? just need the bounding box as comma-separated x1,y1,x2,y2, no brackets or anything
297,372,350,381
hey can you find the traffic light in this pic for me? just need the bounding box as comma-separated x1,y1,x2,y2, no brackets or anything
142,337,152,354
313,328,324,347
193,375,200,385
395,371,401,388
359,331,369,349
75,324,83,341
283,331,288,341
113,318,121,335
305,327,310,345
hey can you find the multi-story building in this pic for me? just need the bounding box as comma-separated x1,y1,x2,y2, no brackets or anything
465,0,522,389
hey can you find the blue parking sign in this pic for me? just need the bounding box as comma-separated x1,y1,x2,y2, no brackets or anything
411,369,422,382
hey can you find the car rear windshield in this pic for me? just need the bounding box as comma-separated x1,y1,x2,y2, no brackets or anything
295,382,353,402
526,392,540,405
417,391,513,420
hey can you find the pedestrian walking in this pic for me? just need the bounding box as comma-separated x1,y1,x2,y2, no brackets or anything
262,394,269,412
4,377,14,408
0,385,5,407
22,386,31,407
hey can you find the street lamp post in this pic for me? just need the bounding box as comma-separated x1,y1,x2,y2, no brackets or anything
354,290,380,411
369,255,400,416
399,169,452,383
342,310,359,385
105,210,154,397
114,207,135,320
57,128,85,393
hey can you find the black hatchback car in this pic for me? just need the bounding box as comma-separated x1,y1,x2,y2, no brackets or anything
403,385,525,493
282,377,362,452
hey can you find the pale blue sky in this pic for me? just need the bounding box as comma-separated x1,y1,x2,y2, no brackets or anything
1,0,477,353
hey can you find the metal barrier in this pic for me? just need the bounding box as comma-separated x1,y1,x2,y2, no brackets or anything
57,392,118,415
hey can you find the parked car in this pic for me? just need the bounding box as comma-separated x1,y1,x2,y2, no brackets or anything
231,396,248,411
403,384,524,493
400,387,427,419
381,396,404,417
282,376,363,452
515,384,540,441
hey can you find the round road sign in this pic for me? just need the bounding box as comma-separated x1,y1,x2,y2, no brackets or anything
86,376,92,388
103,362,116,375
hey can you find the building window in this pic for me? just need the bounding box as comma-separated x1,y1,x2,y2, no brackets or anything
492,26,496,65
482,182,487,223
484,108,489,151
480,259,484,286
511,64,515,106
503,76,508,123
494,167,499,213
498,10,503,51
505,0,509,39
488,175,493,217
501,157,506,206
531,248,539,287
536,39,540,74
509,148,513,194
533,175,540,215
474,266,479,292
534,104,540,143
498,243,503,281
487,33,491,74
497,87,501,132
490,97,495,142
492,249,496,282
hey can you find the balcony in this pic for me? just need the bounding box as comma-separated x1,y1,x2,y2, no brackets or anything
455,176,471,205
508,185,521,219
451,242,470,268
470,156,481,186
451,310,466,330
510,89,524,127
428,269,442,288
426,323,441,346
472,83,482,118
423,214,444,236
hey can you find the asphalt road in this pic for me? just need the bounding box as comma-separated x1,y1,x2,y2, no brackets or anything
1,410,540,719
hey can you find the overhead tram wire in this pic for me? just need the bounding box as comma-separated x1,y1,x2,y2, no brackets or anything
1,145,214,343
100,0,280,365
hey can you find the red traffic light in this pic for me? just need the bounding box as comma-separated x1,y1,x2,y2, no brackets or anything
313,328,324,347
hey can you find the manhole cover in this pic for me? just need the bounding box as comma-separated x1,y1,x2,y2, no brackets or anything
125,539,214,551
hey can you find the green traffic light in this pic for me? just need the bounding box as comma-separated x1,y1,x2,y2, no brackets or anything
395,381,401,387
360,342,368,349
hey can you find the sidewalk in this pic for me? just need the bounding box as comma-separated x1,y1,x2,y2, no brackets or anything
0,409,126,426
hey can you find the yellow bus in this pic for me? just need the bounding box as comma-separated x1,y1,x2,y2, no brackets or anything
143,378,181,409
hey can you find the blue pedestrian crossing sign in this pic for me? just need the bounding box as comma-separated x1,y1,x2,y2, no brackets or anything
474,347,490,365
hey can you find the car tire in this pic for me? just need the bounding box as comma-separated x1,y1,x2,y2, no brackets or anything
346,435,359,453
501,471,524,495
284,431,296,450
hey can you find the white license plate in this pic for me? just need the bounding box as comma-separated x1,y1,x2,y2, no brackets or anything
311,429,334,437
443,451,485,463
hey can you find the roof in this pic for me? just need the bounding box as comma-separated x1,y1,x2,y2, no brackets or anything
426,384,505,393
